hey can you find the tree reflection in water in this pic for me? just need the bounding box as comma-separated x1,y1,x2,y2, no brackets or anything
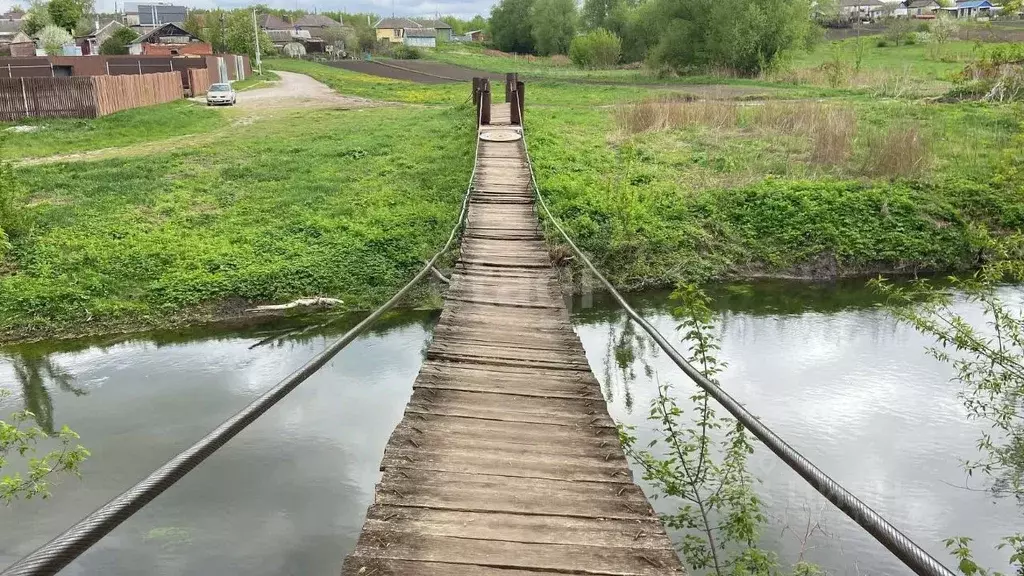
600,315,657,413
5,350,85,434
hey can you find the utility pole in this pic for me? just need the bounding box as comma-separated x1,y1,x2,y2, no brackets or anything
252,8,263,75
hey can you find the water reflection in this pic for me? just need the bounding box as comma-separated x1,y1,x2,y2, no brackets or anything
3,348,85,434
0,308,439,575
571,280,1023,575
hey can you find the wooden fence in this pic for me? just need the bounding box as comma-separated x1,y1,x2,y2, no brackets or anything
0,72,182,121
0,77,96,121
92,72,182,116
187,67,211,96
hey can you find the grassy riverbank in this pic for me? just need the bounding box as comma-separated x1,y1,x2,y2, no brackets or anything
1,104,474,342
2,57,1022,342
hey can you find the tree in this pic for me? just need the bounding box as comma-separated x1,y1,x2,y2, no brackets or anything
21,0,51,35
37,23,73,55
99,26,138,55
582,0,622,30
569,28,621,68
531,0,577,55
490,0,535,53
874,232,1024,575
1,348,89,504
47,0,89,32
225,10,275,59
621,285,821,575
643,0,815,75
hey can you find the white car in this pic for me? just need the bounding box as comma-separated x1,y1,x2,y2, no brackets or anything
206,83,236,106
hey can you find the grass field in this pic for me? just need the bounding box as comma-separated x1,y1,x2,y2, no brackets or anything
0,101,228,161
1,104,475,341
2,52,1022,341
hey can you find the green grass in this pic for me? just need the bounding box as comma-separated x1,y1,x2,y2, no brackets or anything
232,70,281,91
266,58,467,104
0,100,228,161
265,58,679,106
526,100,1023,287
2,60,1022,342
1,105,475,341
789,37,980,81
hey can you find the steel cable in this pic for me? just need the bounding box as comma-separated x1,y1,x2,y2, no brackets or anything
1,103,486,576
511,94,956,576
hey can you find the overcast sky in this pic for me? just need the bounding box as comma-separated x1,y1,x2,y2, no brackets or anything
0,0,494,22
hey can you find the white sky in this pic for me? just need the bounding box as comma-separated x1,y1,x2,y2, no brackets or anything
0,0,493,21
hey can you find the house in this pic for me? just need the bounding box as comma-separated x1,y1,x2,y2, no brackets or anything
905,0,942,16
8,31,35,57
951,0,993,17
1,8,25,21
128,22,210,55
0,19,20,53
374,17,421,43
838,0,886,19
258,13,292,31
404,27,437,48
414,18,452,41
294,13,345,39
123,3,186,26
77,20,128,55
466,29,485,42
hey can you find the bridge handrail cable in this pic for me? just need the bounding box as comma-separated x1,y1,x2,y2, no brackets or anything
512,94,955,576
0,104,485,576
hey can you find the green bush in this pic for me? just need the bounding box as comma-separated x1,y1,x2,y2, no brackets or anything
99,26,138,55
569,28,622,69
392,44,423,59
876,37,889,47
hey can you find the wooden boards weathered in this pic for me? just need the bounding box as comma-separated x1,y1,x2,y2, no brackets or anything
342,106,684,576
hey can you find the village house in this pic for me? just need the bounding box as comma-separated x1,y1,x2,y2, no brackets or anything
374,17,420,43
128,22,211,55
77,20,128,55
838,0,886,19
373,17,451,46
413,19,453,41
6,31,34,57
905,0,942,16
949,0,995,17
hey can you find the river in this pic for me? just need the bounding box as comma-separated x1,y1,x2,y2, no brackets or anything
0,281,1020,575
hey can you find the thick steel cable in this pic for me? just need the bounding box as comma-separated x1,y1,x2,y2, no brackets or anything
1,103,485,576
512,95,955,576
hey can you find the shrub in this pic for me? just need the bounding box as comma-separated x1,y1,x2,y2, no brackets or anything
99,26,138,55
876,38,889,47
37,24,73,55
392,44,422,59
569,28,621,68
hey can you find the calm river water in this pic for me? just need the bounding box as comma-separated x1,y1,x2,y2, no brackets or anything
0,281,1020,575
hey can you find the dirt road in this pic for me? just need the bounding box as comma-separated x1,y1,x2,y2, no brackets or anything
204,70,376,109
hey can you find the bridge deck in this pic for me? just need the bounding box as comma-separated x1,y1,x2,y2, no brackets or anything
342,106,684,575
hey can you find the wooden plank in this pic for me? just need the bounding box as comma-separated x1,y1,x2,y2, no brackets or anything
343,103,683,575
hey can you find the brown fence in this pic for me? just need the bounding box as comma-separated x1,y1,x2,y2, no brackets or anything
0,77,96,121
0,72,182,120
93,72,182,116
187,67,211,96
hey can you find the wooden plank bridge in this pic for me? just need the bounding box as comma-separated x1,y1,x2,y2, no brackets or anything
342,97,685,575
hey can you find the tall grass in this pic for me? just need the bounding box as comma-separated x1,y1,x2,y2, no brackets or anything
864,124,930,178
615,99,857,165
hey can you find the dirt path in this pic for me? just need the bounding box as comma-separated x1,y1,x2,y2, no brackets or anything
200,70,376,109
20,71,377,166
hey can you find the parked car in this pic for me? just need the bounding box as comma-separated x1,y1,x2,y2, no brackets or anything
206,83,236,106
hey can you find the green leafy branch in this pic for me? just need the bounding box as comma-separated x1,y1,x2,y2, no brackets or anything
0,390,89,504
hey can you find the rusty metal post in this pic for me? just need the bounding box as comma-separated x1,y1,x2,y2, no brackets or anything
505,72,518,102
515,81,525,125
480,79,491,125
